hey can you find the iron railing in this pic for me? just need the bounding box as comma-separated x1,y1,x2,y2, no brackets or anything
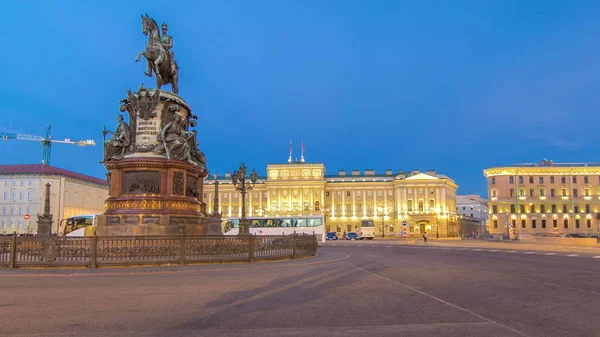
0,234,318,268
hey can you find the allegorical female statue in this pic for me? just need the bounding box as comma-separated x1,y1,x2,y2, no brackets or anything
102,115,131,162
156,114,191,161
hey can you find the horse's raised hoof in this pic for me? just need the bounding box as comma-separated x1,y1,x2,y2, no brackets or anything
144,71,152,77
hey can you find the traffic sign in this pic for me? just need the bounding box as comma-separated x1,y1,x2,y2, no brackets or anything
402,220,407,227
24,214,30,220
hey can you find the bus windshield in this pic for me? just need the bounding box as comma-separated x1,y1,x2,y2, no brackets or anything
361,220,374,227
60,215,97,236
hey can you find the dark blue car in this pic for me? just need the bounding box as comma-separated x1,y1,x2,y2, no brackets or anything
344,232,359,240
326,232,338,240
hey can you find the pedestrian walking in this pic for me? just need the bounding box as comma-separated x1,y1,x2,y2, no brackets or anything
423,232,428,243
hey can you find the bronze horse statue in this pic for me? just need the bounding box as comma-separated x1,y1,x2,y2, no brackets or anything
135,14,179,94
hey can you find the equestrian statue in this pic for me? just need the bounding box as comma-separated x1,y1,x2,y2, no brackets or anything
135,14,180,94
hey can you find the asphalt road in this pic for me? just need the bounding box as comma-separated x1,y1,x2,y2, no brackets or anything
1,241,599,337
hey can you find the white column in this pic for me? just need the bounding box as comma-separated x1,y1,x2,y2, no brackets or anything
384,189,388,214
352,191,356,216
259,191,263,216
300,189,303,213
288,188,291,212
342,190,346,216
310,189,314,212
363,190,367,216
228,192,232,217
331,190,335,215
277,190,281,213
373,189,377,216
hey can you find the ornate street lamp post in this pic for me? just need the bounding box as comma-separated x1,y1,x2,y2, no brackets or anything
231,162,258,235
436,213,440,239
378,207,385,238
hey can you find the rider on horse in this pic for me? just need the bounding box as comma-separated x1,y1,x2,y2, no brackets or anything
160,23,178,77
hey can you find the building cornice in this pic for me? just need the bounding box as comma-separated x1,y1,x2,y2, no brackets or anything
484,166,600,177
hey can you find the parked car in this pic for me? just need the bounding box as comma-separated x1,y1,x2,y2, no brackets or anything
344,232,359,240
326,232,338,240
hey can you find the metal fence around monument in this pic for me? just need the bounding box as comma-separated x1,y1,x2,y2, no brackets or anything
0,234,318,268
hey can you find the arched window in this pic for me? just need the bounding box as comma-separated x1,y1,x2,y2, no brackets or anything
418,200,424,212
407,200,413,211
314,201,320,211
428,199,435,209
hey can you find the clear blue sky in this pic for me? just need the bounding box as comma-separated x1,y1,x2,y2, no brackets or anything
2,0,600,196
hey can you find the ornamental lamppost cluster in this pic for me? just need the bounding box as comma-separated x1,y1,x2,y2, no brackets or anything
231,162,258,235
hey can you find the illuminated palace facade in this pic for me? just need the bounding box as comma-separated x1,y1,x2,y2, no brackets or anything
484,161,600,236
203,163,459,237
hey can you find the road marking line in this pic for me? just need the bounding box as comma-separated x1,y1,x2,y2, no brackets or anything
353,265,532,337
524,252,535,254
593,256,600,259
506,251,517,253
385,246,392,248
566,254,579,257
472,249,482,251
488,250,499,252
545,253,557,256
357,245,363,247
441,248,452,250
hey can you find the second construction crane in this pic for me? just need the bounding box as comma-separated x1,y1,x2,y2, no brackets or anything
0,125,96,165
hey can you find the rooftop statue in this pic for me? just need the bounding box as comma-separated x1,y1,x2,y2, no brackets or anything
135,14,180,94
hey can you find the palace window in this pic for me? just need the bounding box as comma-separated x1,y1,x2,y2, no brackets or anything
561,189,567,197
492,189,497,198
519,176,523,184
561,176,566,184
529,189,534,197
539,177,544,184
418,201,424,212
346,191,351,197
531,205,536,213
574,206,579,213
407,200,414,212
553,219,557,228
564,219,568,228
491,177,496,185
584,176,589,184
520,205,525,213
510,189,514,197
575,219,580,228
493,220,498,228
532,219,537,228
325,192,330,197
529,176,534,184
585,204,590,213
492,205,497,214
539,189,545,197
509,177,514,184
573,176,577,183
540,205,546,213
388,190,393,196
562,204,567,213
587,219,592,228
510,205,515,213
356,191,361,197
314,201,320,211
521,219,526,228
550,176,555,183
378,191,382,196
519,189,525,197
428,199,435,209
541,219,546,228
585,189,590,196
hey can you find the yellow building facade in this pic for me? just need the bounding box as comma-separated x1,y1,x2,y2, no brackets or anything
204,163,459,237
484,160,600,236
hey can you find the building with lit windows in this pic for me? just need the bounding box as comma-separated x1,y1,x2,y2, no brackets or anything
456,194,488,235
204,162,459,237
0,165,109,234
483,160,600,237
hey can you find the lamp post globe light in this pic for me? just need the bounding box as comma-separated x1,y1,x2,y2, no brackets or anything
231,162,258,235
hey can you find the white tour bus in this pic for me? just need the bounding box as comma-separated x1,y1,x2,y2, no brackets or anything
224,215,325,242
359,220,375,239
59,214,101,236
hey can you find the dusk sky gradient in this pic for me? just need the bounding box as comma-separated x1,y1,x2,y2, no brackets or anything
2,0,600,196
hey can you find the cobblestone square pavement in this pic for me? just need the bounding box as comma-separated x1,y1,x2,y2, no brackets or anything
1,241,599,337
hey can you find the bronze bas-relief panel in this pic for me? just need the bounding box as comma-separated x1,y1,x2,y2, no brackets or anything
123,171,161,194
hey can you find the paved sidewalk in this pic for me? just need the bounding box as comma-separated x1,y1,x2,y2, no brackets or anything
416,238,600,255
